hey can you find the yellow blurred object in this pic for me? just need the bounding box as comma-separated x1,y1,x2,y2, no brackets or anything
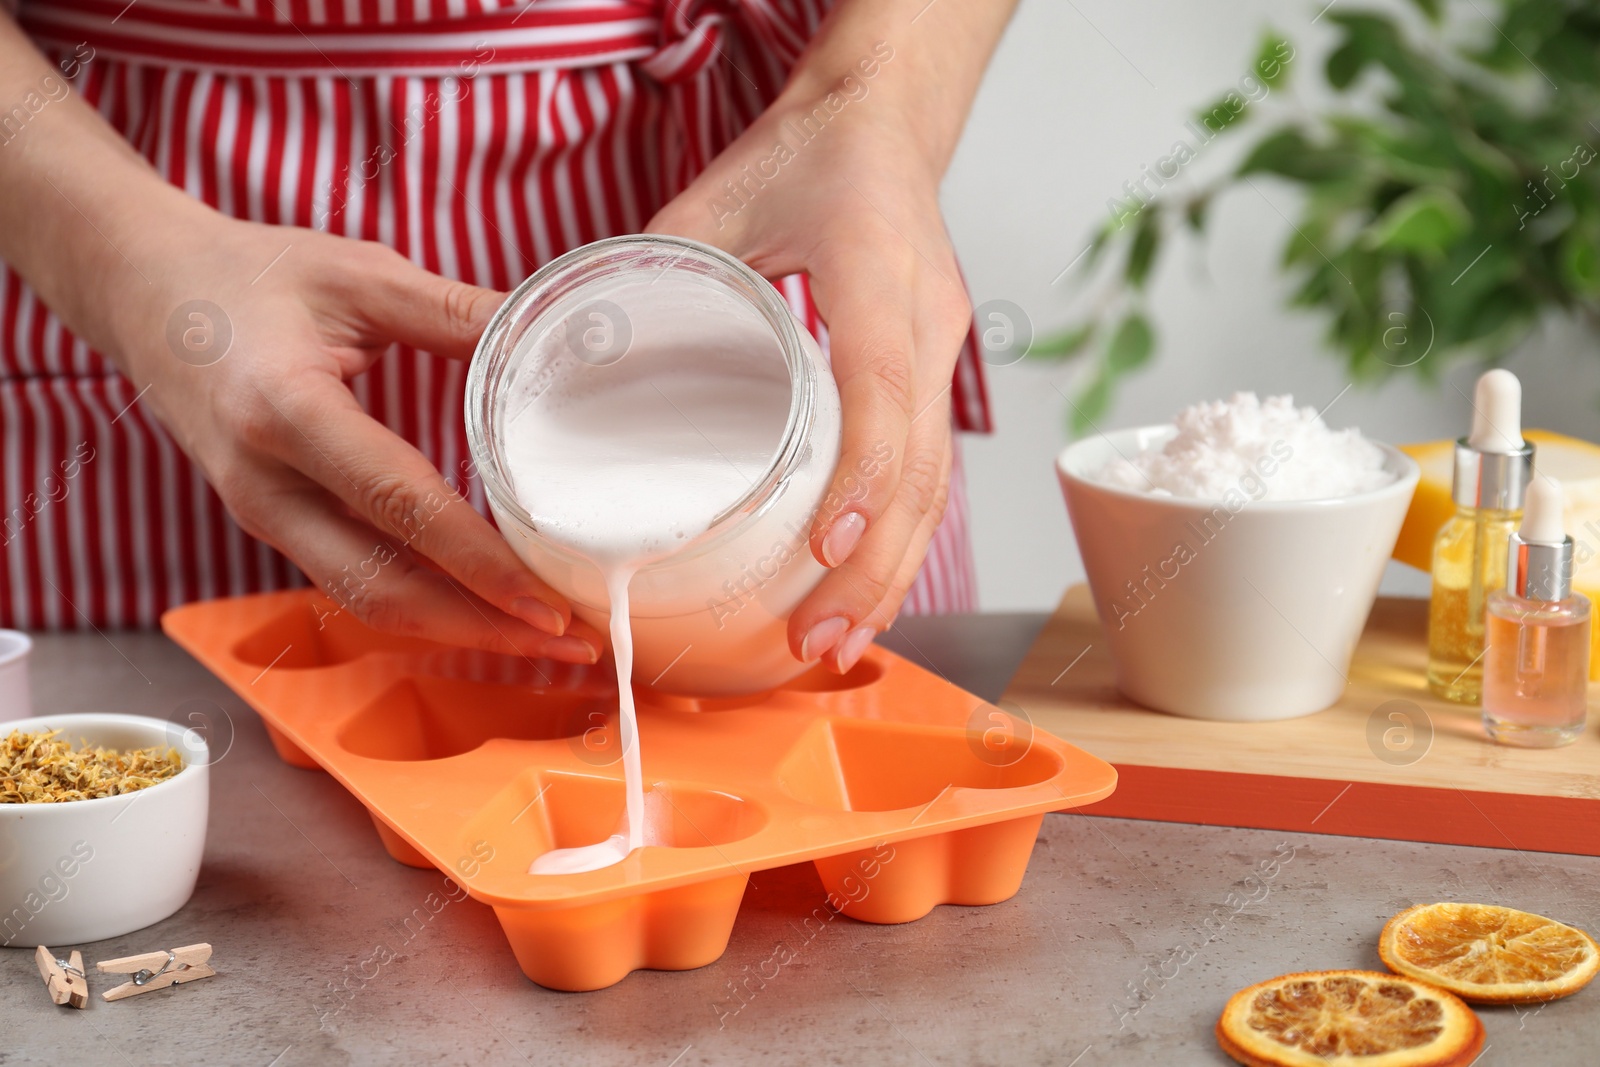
1398,429,1600,680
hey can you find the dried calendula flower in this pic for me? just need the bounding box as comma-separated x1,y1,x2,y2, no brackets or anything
0,728,184,803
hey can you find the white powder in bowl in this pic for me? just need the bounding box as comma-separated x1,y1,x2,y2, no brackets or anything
1095,393,1396,501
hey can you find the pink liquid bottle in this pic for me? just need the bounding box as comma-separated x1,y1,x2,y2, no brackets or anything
1482,475,1591,747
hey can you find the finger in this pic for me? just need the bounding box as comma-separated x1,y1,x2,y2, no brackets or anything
803,247,923,573
251,378,574,636
819,442,954,674
347,244,506,361
645,194,807,285
645,196,731,248
789,406,952,664
232,465,601,663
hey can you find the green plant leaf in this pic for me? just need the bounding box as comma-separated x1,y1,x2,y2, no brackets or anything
1328,12,1446,121
1563,231,1600,297
1323,13,1405,89
1425,243,1517,342
1106,311,1155,373
1329,117,1459,187
1461,287,1529,347
1071,369,1113,437
1079,221,1118,276
1252,33,1294,89
1194,91,1253,138
1189,34,1295,142
1362,187,1471,254
1045,0,1598,420
1027,321,1097,361
1237,128,1356,182
1238,128,1309,175
1325,40,1368,90
1126,210,1162,288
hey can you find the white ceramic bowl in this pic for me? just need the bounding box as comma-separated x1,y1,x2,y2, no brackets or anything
0,630,31,723
0,714,209,947
1057,425,1420,721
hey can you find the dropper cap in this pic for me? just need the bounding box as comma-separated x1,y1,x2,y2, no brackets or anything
1468,369,1525,450
1453,369,1534,509
1507,474,1573,601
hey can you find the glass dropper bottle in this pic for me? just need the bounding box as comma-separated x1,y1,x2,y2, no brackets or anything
1483,475,1591,747
1426,369,1535,704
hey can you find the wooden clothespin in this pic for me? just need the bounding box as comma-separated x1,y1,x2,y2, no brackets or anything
96,943,215,1001
35,946,88,1008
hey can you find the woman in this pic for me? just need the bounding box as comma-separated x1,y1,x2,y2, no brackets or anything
0,0,1010,675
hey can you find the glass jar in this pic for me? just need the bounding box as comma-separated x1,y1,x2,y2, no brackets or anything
466,236,842,696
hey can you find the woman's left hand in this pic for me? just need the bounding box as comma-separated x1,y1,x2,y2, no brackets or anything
648,69,972,674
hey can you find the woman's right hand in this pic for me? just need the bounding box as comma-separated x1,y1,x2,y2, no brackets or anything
104,201,600,662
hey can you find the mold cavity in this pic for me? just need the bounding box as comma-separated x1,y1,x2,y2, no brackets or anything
783,658,884,693
641,688,772,714
777,718,1061,812
466,775,767,873
338,677,600,761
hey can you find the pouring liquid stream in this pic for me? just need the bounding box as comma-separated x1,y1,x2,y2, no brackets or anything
529,565,643,874
508,303,791,874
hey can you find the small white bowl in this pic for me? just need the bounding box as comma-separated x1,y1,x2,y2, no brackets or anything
0,631,31,723
1057,425,1420,721
0,713,209,947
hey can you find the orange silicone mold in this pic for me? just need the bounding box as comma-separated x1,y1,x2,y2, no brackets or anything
163,590,1117,990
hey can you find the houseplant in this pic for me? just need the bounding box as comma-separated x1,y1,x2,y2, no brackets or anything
1035,0,1600,433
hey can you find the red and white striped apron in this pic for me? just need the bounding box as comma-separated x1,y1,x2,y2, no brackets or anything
2,0,987,632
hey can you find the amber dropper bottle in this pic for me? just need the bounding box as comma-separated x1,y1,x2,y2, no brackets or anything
1483,475,1590,747
1426,370,1535,703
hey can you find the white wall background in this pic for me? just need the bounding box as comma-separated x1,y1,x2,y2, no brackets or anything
942,0,1600,611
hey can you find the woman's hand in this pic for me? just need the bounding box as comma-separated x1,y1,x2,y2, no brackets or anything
105,204,600,661
648,13,1003,673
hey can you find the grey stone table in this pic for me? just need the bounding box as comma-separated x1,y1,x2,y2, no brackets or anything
5,615,1598,1066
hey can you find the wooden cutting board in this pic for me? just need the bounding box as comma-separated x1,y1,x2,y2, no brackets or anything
1004,586,1600,856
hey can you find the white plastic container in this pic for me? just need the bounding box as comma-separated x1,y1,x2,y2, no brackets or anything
467,236,842,696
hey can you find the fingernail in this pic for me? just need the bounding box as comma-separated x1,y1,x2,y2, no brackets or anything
801,616,851,661
834,625,876,674
821,511,867,567
545,635,598,663
513,597,566,635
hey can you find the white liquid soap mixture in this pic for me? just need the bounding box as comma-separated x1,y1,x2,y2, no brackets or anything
508,277,793,874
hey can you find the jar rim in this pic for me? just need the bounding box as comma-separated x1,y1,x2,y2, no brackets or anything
464,234,818,570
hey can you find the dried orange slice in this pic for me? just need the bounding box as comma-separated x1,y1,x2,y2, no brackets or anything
1379,902,1599,1004
1216,970,1483,1067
